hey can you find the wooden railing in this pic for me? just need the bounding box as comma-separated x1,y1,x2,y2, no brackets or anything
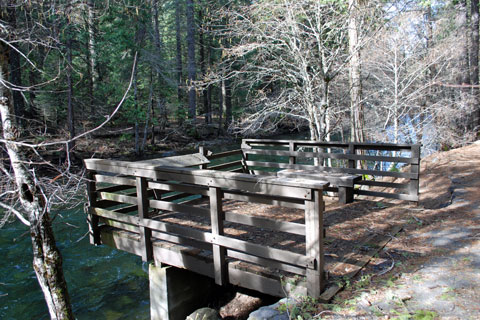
84,159,328,298
241,139,421,202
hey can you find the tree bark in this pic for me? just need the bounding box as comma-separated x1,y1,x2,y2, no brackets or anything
6,1,26,126
199,8,210,124
457,0,471,86
348,0,365,143
66,28,75,151
86,0,98,115
176,0,184,102
471,0,480,129
152,0,168,130
186,0,197,123
0,41,74,320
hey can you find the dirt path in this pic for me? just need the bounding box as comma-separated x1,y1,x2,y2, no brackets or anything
317,141,480,319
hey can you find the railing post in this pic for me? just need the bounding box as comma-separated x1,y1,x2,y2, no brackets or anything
409,145,421,202
209,186,227,285
86,170,101,245
289,141,296,165
347,143,356,169
199,146,209,169
305,188,325,298
137,177,153,261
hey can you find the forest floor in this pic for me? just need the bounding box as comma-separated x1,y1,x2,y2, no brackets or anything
309,141,480,319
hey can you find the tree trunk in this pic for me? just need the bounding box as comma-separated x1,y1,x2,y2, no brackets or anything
199,8,210,124
176,0,184,102
6,1,26,126
186,0,197,123
471,0,480,129
457,0,471,86
66,28,75,151
218,81,224,135
86,0,98,115
152,0,168,130
0,42,74,320
224,78,232,131
348,0,365,143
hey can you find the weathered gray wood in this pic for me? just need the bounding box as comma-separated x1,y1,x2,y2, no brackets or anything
277,169,361,187
86,161,318,199
243,148,416,164
228,264,307,298
148,181,209,196
212,234,313,268
137,177,153,261
348,143,356,169
357,180,409,190
338,186,354,204
149,199,210,217
209,186,227,285
245,160,417,179
198,146,209,169
224,211,305,236
90,207,140,225
226,250,306,276
355,189,418,201
142,218,212,243
223,190,305,209
133,153,210,168
409,145,421,199
305,189,325,298
99,192,137,205
151,230,212,251
94,174,136,186
289,141,296,165
87,171,100,245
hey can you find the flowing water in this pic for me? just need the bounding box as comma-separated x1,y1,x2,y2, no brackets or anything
0,133,309,320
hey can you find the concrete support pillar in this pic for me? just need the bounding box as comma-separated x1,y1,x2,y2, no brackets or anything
149,264,215,320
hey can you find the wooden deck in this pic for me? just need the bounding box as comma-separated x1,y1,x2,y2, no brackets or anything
84,140,419,300
85,157,329,298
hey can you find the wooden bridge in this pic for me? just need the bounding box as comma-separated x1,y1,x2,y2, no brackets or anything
84,139,421,307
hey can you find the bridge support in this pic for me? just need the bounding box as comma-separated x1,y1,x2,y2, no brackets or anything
149,264,215,320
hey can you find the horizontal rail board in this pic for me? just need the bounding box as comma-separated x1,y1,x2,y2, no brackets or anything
149,199,210,217
224,212,305,236
151,230,212,251
91,207,140,225
226,250,306,276
99,192,138,205
356,180,409,190
244,149,416,164
223,190,305,209
213,234,313,269
206,149,242,160
246,161,418,179
143,218,211,243
354,190,418,201
95,174,136,186
85,161,326,198
148,181,209,196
